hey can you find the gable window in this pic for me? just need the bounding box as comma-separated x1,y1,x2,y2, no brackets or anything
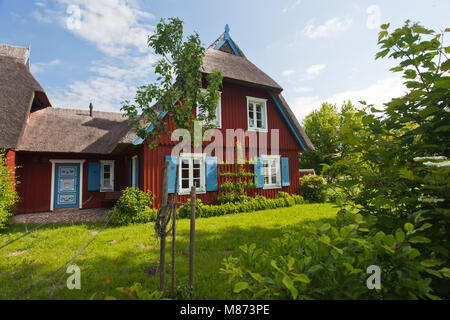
196,89,222,128
100,160,115,192
179,154,206,194
247,97,267,131
262,155,281,189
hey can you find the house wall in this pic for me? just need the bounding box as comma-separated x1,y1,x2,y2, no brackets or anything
142,144,300,208
141,81,304,208
14,152,129,213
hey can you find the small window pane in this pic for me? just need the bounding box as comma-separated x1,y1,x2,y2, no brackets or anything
182,179,189,189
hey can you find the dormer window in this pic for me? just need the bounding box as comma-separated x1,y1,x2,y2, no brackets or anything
247,97,267,132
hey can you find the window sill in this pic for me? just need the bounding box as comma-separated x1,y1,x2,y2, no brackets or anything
263,185,281,190
178,189,206,196
248,128,268,133
100,189,114,193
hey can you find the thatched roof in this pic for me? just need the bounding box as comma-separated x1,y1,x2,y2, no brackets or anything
0,52,51,149
17,108,134,154
203,31,282,92
202,29,314,151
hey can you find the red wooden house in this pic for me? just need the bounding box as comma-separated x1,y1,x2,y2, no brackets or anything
0,27,314,214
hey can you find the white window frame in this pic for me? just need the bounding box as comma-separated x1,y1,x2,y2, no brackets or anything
100,160,115,192
178,153,206,195
196,89,222,128
262,155,281,189
247,96,268,132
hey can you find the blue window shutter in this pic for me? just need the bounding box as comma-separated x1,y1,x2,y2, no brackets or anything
88,162,100,191
135,157,140,188
165,155,178,194
254,157,264,188
129,159,132,187
281,157,290,187
206,156,218,191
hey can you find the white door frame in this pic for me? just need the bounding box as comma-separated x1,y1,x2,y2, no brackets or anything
50,159,85,211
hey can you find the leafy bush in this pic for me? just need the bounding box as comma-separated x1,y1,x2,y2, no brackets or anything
177,193,304,219
300,175,327,203
221,211,450,300
0,151,19,230
91,282,165,300
109,187,157,226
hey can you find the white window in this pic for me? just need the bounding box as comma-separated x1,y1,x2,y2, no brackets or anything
262,155,281,189
179,154,206,194
247,97,267,132
100,160,115,192
197,89,221,128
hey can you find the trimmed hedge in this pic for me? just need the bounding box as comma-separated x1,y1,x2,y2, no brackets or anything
110,190,305,225
177,192,304,219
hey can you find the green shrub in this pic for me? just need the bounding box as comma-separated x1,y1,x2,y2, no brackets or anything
0,151,19,230
109,187,157,226
300,175,327,203
221,211,450,300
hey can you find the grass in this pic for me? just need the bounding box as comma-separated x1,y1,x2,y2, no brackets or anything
0,203,338,300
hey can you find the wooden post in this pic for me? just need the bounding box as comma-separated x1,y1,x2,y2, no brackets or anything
160,161,169,291
189,186,196,300
171,164,179,295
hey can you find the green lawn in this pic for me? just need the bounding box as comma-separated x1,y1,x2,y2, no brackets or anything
0,203,338,300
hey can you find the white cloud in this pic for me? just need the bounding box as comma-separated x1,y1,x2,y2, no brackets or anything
282,0,301,13
290,77,407,121
32,10,53,23
303,17,352,39
30,59,61,74
293,87,313,94
305,64,326,76
33,0,159,112
56,0,154,56
282,69,296,77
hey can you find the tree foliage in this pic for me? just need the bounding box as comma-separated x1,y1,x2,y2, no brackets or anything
222,21,450,300
0,150,18,229
299,101,363,176
122,17,223,147
330,21,450,297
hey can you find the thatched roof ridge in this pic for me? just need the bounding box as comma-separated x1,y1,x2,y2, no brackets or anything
0,44,29,64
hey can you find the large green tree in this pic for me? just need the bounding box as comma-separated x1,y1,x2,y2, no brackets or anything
122,17,223,147
298,101,363,177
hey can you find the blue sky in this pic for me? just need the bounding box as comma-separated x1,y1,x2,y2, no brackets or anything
1,0,449,121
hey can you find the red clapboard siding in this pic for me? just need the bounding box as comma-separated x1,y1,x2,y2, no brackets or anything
14,152,130,213
141,145,300,208
140,81,303,208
